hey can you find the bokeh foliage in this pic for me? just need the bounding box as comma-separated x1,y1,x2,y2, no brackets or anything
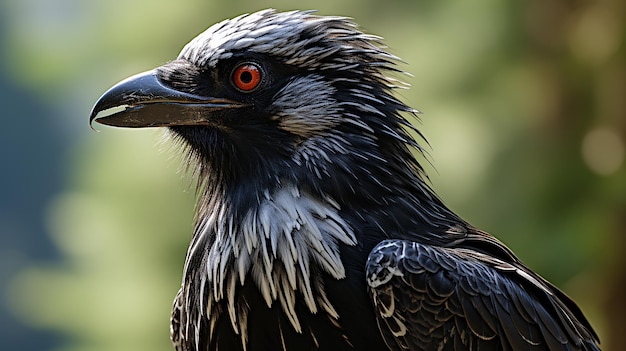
1,0,624,350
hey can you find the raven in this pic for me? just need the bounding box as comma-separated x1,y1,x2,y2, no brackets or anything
90,9,601,351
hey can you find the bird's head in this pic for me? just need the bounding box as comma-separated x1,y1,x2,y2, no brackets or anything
90,9,425,211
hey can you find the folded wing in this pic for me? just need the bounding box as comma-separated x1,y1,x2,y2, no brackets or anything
366,239,601,351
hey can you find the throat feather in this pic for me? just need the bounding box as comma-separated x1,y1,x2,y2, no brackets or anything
186,184,357,345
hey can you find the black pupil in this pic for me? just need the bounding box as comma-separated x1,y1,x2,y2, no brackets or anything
240,71,253,83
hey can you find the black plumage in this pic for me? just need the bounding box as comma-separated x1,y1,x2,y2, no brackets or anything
90,9,601,351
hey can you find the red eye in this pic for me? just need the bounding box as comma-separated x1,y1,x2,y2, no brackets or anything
232,63,262,92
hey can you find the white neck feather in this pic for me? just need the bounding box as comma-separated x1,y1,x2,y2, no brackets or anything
184,183,357,346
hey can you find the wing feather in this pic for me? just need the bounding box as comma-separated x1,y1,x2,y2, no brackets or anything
366,239,601,351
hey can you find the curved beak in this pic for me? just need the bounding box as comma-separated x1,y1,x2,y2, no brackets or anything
89,69,248,128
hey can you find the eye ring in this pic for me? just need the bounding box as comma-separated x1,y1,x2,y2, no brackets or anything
231,63,263,92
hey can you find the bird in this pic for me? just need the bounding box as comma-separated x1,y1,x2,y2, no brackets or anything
89,9,601,351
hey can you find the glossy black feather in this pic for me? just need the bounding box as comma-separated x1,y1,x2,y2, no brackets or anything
366,240,600,350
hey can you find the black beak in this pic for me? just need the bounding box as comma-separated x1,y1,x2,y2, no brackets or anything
89,69,248,128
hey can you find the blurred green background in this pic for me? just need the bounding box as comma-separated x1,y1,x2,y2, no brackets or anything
1,0,624,350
